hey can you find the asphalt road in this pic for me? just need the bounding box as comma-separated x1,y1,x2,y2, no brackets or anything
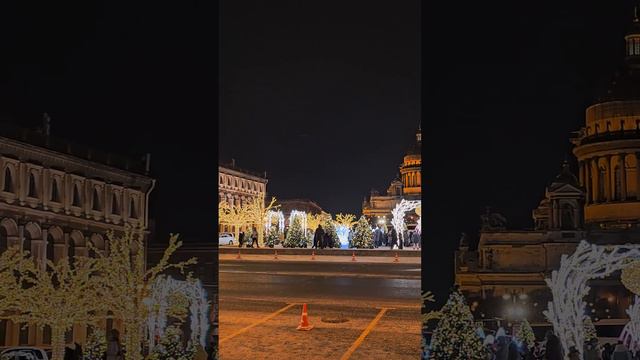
219,260,421,307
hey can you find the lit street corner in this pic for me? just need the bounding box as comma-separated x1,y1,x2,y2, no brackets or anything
218,254,421,359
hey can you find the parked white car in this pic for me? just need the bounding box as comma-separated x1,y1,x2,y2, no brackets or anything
218,232,235,246
0,347,51,360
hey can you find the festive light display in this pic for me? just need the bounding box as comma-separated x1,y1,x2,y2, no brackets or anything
415,205,422,234
430,289,487,360
543,240,640,358
351,215,374,249
517,319,535,349
83,328,107,360
0,247,32,316
145,275,209,349
147,325,196,360
289,210,308,237
622,261,640,295
391,199,421,245
245,196,277,247
264,209,285,234
620,296,640,353
284,215,306,248
218,201,250,242
92,227,197,360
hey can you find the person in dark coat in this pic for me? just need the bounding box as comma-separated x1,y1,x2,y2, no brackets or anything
238,231,245,248
313,225,324,249
389,228,398,249
544,330,563,360
322,232,331,249
507,338,521,360
251,227,259,248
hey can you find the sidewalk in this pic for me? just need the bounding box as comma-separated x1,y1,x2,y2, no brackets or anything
219,253,421,264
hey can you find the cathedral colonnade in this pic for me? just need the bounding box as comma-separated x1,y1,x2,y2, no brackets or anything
578,152,640,204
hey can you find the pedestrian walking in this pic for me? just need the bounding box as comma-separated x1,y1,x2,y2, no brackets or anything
390,228,398,249
322,231,331,249
373,226,382,248
106,329,124,360
251,227,259,248
613,341,633,360
411,230,420,250
544,330,563,360
584,338,599,360
313,225,324,249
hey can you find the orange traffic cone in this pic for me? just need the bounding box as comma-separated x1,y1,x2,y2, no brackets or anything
311,251,316,260
296,303,314,331
393,252,399,263
236,250,242,259
274,250,278,260
351,251,357,262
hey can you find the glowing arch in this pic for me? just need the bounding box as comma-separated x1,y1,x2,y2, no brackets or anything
145,275,210,349
265,210,285,234
391,199,421,245
543,240,640,357
620,296,640,354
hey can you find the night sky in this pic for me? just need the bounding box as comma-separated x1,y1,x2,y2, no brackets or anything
423,0,636,305
0,1,219,243
219,0,420,216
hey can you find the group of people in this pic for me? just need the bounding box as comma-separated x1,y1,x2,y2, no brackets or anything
311,224,336,249
372,226,421,249
237,227,259,248
480,328,638,360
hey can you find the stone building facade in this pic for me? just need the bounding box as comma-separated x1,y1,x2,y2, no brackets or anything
217,162,267,233
455,11,640,330
0,123,154,348
362,127,421,227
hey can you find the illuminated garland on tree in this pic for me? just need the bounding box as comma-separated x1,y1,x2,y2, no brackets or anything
583,317,597,343
430,289,486,360
289,210,308,238
284,215,306,248
351,215,373,249
147,325,195,360
84,328,107,360
620,295,640,353
517,319,535,349
264,210,285,234
543,240,640,358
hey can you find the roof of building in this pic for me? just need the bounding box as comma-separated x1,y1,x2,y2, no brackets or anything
550,160,579,187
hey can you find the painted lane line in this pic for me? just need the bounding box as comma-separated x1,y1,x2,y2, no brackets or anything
219,303,297,344
339,308,389,360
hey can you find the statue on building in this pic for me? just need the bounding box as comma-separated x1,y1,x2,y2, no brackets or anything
480,206,507,231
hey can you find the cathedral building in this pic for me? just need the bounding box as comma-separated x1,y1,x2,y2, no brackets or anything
0,121,154,348
362,127,421,227
455,10,640,331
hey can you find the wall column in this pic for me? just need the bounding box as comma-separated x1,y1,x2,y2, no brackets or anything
606,155,613,202
584,159,591,204
621,153,628,201
636,152,640,200
579,161,585,187
591,158,599,203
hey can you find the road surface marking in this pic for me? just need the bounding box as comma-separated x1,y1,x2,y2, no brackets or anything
219,270,421,280
219,303,297,344
339,308,389,360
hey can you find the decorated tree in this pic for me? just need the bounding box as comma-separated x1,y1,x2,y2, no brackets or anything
245,196,277,247
335,213,356,248
148,325,195,360
351,215,374,249
284,216,306,248
265,226,279,248
94,227,196,360
7,255,107,360
321,215,340,248
218,201,250,242
0,246,32,316
517,319,535,349
430,289,486,360
306,213,323,233
84,328,107,360
584,317,597,342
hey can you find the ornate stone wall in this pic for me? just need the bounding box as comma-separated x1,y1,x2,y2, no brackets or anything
217,165,267,233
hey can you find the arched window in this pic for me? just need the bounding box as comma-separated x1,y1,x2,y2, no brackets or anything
23,230,32,254
130,197,138,218
51,178,60,202
72,184,82,207
92,188,101,211
561,204,575,230
3,168,12,193
28,173,37,198
112,193,121,215
67,237,75,262
42,325,52,345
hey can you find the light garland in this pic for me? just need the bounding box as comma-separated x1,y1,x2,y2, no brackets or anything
289,210,308,238
264,210,285,234
620,295,640,353
391,199,421,245
145,275,210,349
622,261,640,295
543,240,640,358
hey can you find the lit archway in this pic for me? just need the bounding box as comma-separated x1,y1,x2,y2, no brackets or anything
391,199,421,245
265,210,285,234
543,241,640,357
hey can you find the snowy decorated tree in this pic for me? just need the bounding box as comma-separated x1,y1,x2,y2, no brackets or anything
322,215,340,248
351,215,373,249
584,317,597,343
83,328,107,360
517,319,535,349
284,216,305,248
265,226,279,248
430,289,486,360
148,325,195,360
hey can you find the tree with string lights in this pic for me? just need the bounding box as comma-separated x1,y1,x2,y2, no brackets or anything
94,227,196,360
218,201,251,243
244,196,277,247
351,215,373,249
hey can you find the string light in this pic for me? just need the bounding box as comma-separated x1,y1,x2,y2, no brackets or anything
391,199,421,245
